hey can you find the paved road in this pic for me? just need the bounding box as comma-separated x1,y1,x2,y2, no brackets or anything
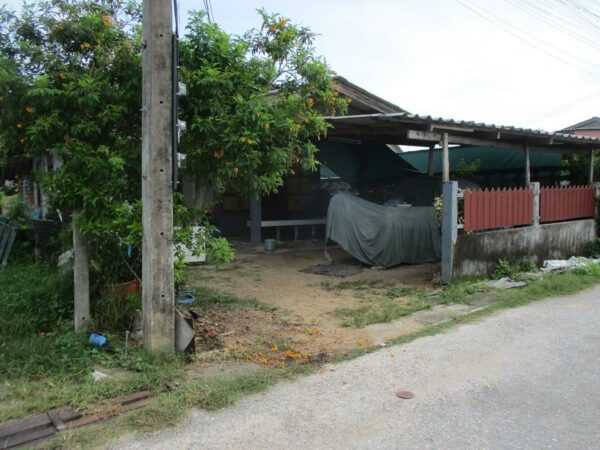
118,287,600,449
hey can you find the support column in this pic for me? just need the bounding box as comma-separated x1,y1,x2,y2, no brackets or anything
141,0,175,353
442,133,450,182
73,216,89,333
250,196,262,245
428,144,435,177
441,181,458,284
359,148,369,196
589,148,595,185
524,143,531,186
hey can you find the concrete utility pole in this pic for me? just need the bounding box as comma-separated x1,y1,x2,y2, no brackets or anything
141,0,175,352
73,213,89,333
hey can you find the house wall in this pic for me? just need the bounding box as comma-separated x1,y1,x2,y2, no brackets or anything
569,130,600,139
453,219,596,277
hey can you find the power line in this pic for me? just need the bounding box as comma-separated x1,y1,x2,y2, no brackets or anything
203,0,213,22
527,88,600,124
507,0,600,50
456,0,600,77
207,0,215,23
464,0,600,67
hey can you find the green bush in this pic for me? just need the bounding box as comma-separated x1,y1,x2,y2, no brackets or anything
493,258,537,279
0,261,73,339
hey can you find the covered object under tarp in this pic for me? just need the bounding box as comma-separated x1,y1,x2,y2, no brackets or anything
326,194,441,267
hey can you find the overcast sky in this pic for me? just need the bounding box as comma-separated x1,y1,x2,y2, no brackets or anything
4,0,599,132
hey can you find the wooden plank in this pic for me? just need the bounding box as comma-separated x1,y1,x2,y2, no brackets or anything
246,218,327,228
463,191,472,231
2,424,56,449
0,409,79,439
403,129,591,154
119,391,151,406
66,397,152,431
47,410,66,432
495,188,502,228
482,190,490,230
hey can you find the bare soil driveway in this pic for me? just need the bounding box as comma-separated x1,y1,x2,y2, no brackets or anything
117,286,600,450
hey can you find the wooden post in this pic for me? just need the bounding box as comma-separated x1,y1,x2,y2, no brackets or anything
442,133,449,182
428,144,435,177
141,0,175,352
73,214,89,333
524,143,531,186
250,196,262,245
441,181,458,284
589,148,595,185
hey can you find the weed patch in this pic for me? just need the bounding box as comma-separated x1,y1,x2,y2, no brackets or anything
184,286,276,311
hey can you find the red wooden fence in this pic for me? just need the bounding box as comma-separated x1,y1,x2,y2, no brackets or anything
540,186,596,223
463,188,534,232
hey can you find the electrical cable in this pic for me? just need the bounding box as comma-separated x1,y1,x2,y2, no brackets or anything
456,0,600,77
526,88,600,124
506,0,600,50
463,0,599,67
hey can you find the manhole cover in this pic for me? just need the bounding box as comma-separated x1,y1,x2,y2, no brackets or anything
396,390,415,399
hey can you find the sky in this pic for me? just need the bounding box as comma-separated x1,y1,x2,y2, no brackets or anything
3,0,599,133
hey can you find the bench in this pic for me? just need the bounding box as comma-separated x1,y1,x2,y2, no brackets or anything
246,218,327,241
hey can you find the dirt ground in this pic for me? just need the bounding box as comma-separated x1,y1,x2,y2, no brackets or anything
183,240,440,364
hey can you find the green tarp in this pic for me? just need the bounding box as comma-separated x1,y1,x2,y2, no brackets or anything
398,146,562,173
326,194,441,267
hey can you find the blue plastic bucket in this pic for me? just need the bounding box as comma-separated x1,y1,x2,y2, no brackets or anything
264,239,277,252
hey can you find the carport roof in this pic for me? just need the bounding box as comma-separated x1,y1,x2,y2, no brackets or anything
325,112,600,154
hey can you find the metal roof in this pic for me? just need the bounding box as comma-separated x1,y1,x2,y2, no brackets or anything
332,76,406,114
324,112,600,153
559,116,600,132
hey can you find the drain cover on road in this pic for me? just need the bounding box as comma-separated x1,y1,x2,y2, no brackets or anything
396,390,415,399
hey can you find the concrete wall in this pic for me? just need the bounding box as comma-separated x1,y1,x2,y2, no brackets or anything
453,219,596,277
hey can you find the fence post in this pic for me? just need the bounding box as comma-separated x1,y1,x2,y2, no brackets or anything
594,183,600,234
441,181,458,284
529,182,540,226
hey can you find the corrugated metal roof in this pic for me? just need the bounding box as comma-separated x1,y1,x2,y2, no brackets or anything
559,116,600,132
325,112,600,147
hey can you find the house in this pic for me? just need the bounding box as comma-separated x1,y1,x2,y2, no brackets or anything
558,117,600,139
214,78,599,245
204,76,419,243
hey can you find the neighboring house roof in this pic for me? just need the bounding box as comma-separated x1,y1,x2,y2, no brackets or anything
325,112,600,153
333,76,406,115
398,146,562,174
558,116,600,132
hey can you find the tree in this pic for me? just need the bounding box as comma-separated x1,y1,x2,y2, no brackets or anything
1,0,143,331
0,2,346,330
179,10,348,199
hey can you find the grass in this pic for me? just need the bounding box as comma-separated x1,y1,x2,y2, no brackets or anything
326,278,430,327
3,258,600,449
41,364,312,449
0,260,278,425
183,285,276,311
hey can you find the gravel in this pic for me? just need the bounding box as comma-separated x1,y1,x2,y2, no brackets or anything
115,286,600,450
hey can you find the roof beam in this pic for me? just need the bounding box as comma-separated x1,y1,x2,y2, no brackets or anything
405,129,587,154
